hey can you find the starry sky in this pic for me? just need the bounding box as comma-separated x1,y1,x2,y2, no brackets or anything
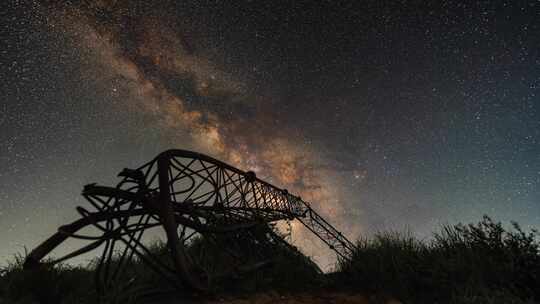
1,1,539,269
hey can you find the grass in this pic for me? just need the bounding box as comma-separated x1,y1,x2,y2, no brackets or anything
336,216,540,303
1,216,538,303
183,224,324,293
0,252,96,304
0,224,323,303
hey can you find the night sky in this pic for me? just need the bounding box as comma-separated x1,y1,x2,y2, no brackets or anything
1,1,539,269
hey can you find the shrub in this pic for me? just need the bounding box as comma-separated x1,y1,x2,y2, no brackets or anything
337,216,540,303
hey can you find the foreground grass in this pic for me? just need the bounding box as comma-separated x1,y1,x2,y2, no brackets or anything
0,226,322,304
1,216,538,304
0,253,96,304
336,216,540,303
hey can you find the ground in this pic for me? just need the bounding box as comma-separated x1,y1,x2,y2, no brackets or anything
146,292,402,304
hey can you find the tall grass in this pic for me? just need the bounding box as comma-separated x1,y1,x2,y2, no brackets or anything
1,216,538,303
183,225,324,293
337,216,540,303
0,224,323,303
0,252,96,304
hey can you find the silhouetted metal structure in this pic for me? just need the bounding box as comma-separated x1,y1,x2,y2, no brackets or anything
24,149,355,292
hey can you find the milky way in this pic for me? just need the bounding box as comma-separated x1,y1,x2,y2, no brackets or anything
1,1,539,269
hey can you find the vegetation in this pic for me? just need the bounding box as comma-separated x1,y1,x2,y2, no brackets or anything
0,253,95,304
337,216,540,303
1,216,538,304
0,225,323,303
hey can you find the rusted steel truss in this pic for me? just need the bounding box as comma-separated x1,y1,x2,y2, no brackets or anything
24,149,355,291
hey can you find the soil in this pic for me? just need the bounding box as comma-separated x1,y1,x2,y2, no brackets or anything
142,290,402,304
166,292,402,304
